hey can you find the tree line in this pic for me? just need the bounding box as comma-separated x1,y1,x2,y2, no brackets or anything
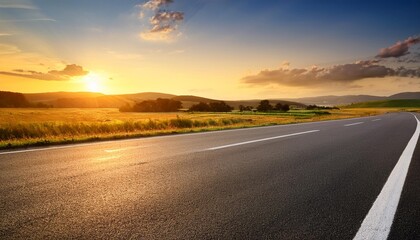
120,99,291,113
254,100,290,112
119,98,182,112
189,101,233,112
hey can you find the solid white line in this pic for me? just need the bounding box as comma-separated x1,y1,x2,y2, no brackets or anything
353,114,420,240
206,130,320,150
0,144,87,155
344,122,364,127
372,119,381,122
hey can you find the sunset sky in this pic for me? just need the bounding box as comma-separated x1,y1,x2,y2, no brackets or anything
0,0,419,99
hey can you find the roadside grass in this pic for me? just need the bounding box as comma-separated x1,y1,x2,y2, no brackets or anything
0,107,415,149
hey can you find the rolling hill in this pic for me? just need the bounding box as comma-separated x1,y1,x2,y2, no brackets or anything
288,92,420,106
346,99,420,108
388,92,420,100
0,91,417,109
17,92,306,109
24,92,105,102
22,92,177,108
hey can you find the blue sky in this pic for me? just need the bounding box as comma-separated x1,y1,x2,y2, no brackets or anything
0,0,419,98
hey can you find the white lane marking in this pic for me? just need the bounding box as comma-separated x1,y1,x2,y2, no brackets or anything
0,113,394,155
206,130,320,151
344,122,364,127
0,144,86,155
372,119,381,122
354,114,420,240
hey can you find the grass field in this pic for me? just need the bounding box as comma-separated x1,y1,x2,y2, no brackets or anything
0,107,416,149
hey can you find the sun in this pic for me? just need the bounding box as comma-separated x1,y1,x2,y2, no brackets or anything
83,72,104,92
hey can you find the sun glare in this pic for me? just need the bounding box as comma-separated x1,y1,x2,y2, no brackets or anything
83,72,104,92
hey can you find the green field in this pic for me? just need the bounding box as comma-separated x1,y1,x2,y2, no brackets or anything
0,107,414,149
347,99,420,108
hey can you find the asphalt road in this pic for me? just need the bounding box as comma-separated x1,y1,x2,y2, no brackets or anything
1,112,419,239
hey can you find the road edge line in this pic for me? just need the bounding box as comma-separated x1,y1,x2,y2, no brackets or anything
353,113,420,240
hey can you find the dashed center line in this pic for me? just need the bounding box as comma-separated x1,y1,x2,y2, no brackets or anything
344,122,364,127
372,119,381,122
206,130,320,151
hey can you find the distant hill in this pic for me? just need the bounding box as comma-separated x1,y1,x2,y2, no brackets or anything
289,95,386,106
116,92,177,101
0,91,30,107
0,90,414,109
172,95,305,109
16,91,306,109
289,92,420,106
22,92,175,108
172,95,220,108
388,92,420,100
53,96,132,108
172,95,218,103
25,92,105,102
346,99,420,108
225,99,306,109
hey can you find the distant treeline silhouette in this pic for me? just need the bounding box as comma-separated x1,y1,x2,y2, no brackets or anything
255,100,290,112
120,98,182,112
189,101,233,112
306,105,339,110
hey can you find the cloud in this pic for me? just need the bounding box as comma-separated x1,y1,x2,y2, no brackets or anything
0,3,37,9
0,64,88,81
241,60,419,87
0,33,12,36
393,66,420,78
0,1,55,22
138,0,184,42
377,36,420,58
139,0,173,10
48,64,88,76
0,44,21,54
0,18,55,22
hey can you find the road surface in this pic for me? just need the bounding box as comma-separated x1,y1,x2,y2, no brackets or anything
1,112,419,239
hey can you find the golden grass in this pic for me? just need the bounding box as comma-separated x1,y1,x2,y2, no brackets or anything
0,107,416,149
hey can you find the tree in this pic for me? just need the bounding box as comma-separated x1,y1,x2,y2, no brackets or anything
257,100,272,112
189,102,211,112
155,98,182,112
120,98,182,112
119,103,132,112
239,105,253,112
274,103,283,111
281,104,290,112
209,101,233,112
189,101,233,112
133,100,156,112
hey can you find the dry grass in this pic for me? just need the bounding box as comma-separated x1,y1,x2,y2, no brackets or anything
0,107,415,149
